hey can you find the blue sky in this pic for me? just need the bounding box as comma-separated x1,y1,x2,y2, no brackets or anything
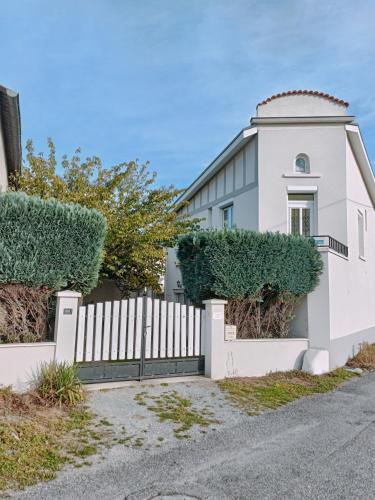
1,0,375,189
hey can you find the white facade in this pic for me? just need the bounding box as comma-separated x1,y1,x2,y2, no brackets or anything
166,91,375,369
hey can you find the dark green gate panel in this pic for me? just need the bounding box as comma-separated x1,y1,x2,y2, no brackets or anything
76,356,205,383
76,360,141,383
143,357,204,378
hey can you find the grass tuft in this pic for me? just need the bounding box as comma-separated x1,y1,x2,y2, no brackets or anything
33,361,85,406
218,368,357,415
0,388,114,493
347,342,375,370
134,390,220,439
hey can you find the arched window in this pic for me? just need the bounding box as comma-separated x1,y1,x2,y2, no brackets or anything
294,154,310,174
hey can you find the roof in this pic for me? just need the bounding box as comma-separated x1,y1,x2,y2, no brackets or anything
257,90,349,109
175,126,258,208
0,85,21,179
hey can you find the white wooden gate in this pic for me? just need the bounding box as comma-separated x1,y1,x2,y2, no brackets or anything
75,297,204,382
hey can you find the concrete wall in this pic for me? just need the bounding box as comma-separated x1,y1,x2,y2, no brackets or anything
203,299,309,379
222,339,309,378
0,342,56,391
257,94,348,118
0,107,8,191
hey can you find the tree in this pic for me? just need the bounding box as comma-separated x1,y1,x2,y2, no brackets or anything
13,139,197,295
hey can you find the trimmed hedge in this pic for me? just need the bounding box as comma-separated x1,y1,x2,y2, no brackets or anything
0,192,106,294
177,229,323,304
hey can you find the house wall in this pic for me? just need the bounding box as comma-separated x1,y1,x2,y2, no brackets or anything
0,108,8,191
328,139,375,366
257,124,348,244
305,139,375,368
165,136,259,301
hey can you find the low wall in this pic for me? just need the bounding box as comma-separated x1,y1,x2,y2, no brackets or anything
223,338,309,378
0,342,56,391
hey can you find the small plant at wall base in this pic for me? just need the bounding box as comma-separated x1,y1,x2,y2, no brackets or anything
33,361,85,406
177,229,323,338
0,192,106,343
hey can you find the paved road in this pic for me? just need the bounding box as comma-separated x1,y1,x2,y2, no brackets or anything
13,373,375,500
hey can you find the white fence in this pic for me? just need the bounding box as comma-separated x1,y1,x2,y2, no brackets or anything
75,297,202,363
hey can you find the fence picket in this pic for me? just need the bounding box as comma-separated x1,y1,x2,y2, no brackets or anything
159,300,167,358
84,304,95,361
75,306,86,362
75,297,203,365
118,300,128,360
94,302,103,361
167,302,174,357
174,303,181,357
196,308,202,355
152,299,160,359
102,301,111,360
134,297,143,359
181,305,187,357
145,297,152,359
127,298,135,359
110,300,120,360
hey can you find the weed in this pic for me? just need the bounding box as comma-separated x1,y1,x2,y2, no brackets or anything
218,368,357,415
134,390,220,439
347,342,375,370
0,389,115,493
33,361,85,406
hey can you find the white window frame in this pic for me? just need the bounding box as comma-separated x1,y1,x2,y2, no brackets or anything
287,199,315,236
294,154,310,174
358,209,365,259
222,204,234,229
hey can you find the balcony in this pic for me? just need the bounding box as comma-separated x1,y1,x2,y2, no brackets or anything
311,235,348,258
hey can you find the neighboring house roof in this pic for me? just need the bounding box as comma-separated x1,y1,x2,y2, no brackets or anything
257,90,349,109
0,85,21,179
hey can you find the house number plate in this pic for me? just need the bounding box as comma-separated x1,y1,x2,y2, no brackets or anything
63,308,73,315
225,324,237,341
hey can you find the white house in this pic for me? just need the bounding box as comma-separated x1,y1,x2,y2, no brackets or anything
166,90,375,369
0,85,21,190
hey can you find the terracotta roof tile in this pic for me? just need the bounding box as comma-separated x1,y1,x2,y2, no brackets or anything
257,90,349,108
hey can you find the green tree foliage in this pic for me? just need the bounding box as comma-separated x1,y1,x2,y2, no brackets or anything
14,140,197,295
0,192,106,294
177,229,323,304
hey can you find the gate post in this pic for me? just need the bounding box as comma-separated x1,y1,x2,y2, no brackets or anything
203,299,227,380
54,290,82,363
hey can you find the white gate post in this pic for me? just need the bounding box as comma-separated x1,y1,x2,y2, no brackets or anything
203,299,227,380
54,290,82,363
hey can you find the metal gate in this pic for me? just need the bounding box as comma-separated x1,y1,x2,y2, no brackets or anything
74,297,205,383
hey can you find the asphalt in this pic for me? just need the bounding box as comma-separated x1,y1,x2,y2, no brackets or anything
11,372,375,500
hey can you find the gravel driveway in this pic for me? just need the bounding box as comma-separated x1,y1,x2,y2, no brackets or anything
11,372,375,500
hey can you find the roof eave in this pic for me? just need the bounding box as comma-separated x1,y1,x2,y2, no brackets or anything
251,116,354,126
346,124,375,207
175,126,258,209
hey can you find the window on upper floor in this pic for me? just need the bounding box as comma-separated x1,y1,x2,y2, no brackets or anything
294,154,310,174
288,193,315,236
358,210,365,259
222,204,234,229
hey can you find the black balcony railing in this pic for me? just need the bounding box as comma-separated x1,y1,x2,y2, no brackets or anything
311,235,349,258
